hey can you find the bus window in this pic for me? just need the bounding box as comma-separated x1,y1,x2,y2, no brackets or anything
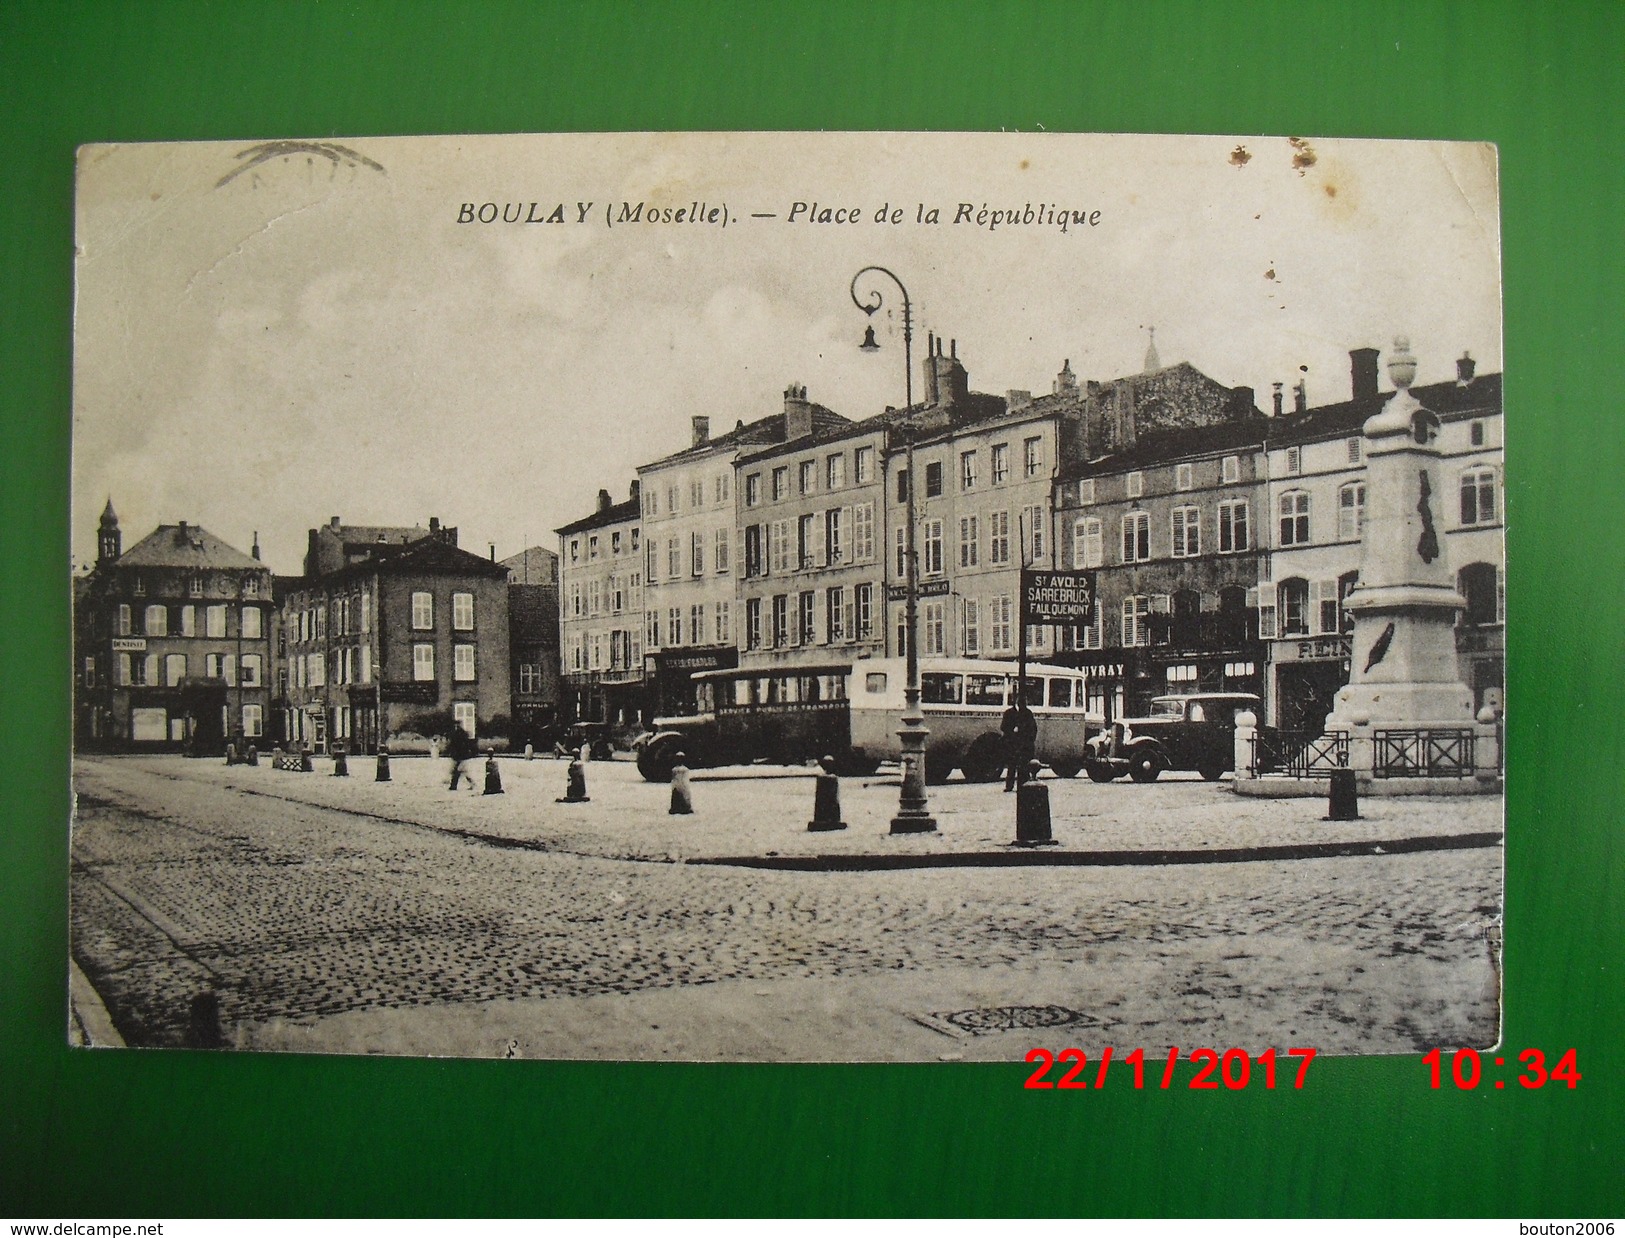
1047,678,1072,708
1019,677,1045,706
697,683,715,714
921,672,963,704
732,679,754,707
826,674,847,701
866,672,888,694
965,674,1005,707
800,675,820,703
782,676,801,704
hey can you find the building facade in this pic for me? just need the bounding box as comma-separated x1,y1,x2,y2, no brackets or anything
500,545,561,742
280,519,511,751
556,484,645,728
74,506,275,752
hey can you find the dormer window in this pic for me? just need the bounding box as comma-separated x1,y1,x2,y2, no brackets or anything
1285,446,1302,475
189,575,204,597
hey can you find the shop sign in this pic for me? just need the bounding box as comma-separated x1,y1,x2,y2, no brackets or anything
1273,635,1352,663
1021,569,1097,624
111,637,147,652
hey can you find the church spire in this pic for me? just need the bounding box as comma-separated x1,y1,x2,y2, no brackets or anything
1142,326,1161,373
97,497,121,565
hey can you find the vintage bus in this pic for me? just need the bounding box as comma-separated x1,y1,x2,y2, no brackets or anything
635,657,1099,783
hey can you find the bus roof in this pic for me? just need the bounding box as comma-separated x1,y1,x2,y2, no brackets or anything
851,657,1087,677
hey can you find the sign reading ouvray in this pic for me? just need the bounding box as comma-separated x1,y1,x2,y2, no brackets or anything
1021,569,1097,626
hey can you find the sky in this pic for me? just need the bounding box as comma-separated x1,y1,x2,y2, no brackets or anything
72,131,1502,575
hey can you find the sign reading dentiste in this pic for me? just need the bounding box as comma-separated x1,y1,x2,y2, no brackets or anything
1021,569,1097,625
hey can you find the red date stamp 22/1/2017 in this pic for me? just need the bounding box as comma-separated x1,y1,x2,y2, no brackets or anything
1023,1046,1317,1090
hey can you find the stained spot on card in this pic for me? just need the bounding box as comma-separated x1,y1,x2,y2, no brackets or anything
1019,158,1030,170
1289,136,1318,175
1264,268,1277,281
215,141,386,189
1229,145,1252,167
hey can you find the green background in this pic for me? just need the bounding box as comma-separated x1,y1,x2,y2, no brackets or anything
3,0,1620,1217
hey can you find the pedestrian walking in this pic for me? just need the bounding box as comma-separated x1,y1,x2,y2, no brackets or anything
446,724,477,791
1001,690,1038,792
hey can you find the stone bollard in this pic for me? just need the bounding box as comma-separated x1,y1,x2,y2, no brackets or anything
1326,769,1360,821
1233,709,1258,781
245,745,258,767
333,747,349,777
428,738,440,761
376,746,391,782
483,753,504,795
224,743,236,766
185,989,224,1049
300,746,314,773
1015,760,1057,847
271,746,284,768
525,742,534,761
807,755,847,832
669,753,694,816
556,749,590,803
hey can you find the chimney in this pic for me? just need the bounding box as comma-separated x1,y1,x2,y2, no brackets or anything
629,479,641,503
177,520,189,543
597,488,612,512
923,336,968,410
783,382,814,441
489,542,496,561
1293,379,1308,414
251,531,261,561
1229,386,1255,420
429,516,441,537
692,415,711,448
1272,382,1284,417
330,516,341,531
1006,390,1032,411
1350,347,1380,401
1457,351,1476,385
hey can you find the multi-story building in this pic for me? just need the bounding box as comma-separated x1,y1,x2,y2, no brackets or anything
499,546,561,743
74,504,275,751
734,394,892,669
638,395,850,715
556,484,645,728
1262,349,1503,732
280,517,511,751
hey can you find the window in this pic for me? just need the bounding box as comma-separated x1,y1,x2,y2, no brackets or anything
959,515,980,567
1460,467,1497,525
413,643,435,681
241,653,262,687
1126,471,1144,500
412,592,433,629
645,538,658,580
1077,479,1095,505
853,503,874,562
115,604,131,636
923,601,946,655
716,600,732,644
165,653,187,686
989,511,1011,564
1278,578,1310,636
132,575,144,597
691,604,707,645
745,473,761,507
360,592,370,633
1079,601,1103,650
1470,420,1485,447
306,652,322,687
244,576,260,599
799,591,816,644
743,524,764,578
771,595,789,647
453,644,476,682
1121,595,1151,647
189,575,204,598
691,531,705,577
519,663,541,693
1121,511,1151,563
1222,455,1240,484
643,487,657,517
1073,517,1104,568
991,443,1010,485
1176,462,1194,491
895,466,910,504
610,575,624,613
854,446,874,483
145,604,168,637
825,453,845,490
587,579,601,616
770,520,791,574
242,705,263,738
894,526,907,577
359,645,371,684
991,594,1014,653
667,538,681,579
646,609,660,648
1346,437,1362,464
1313,580,1343,635
923,519,944,575
855,583,873,639
1278,492,1311,546
668,607,683,646
1024,436,1044,477
451,592,474,630
826,587,846,643
1459,562,1503,626
714,527,730,573
1025,505,1047,561
689,478,704,509
588,535,600,561
667,484,680,513
771,467,789,501
1285,446,1302,475
453,702,476,739
960,451,978,490
1338,482,1366,540
924,461,943,497
799,460,816,495
569,538,581,564
825,507,844,564
206,605,227,638
140,654,158,686
717,472,731,504
962,598,981,655
1171,506,1201,557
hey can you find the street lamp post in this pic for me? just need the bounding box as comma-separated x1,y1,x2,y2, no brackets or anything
850,266,936,833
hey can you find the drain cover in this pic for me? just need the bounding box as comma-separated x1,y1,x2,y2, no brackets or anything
912,1004,1097,1038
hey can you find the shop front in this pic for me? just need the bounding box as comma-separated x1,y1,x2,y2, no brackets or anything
1269,634,1352,735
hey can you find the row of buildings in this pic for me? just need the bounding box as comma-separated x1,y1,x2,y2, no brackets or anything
74,508,564,753
558,337,1504,736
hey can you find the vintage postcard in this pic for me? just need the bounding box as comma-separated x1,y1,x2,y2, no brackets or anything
70,132,1504,1062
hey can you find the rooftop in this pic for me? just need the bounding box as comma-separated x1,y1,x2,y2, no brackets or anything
115,523,266,572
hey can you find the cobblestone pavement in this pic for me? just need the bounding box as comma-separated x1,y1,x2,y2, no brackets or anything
70,755,1504,1061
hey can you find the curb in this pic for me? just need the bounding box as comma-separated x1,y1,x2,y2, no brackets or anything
687,831,1504,872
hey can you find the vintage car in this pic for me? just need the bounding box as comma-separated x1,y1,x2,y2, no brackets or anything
1083,692,1261,783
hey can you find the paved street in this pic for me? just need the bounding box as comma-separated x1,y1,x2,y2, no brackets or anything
70,754,1503,1061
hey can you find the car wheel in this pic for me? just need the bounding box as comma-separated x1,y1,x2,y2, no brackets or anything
1127,749,1162,783
636,739,678,783
1197,760,1225,782
1085,761,1118,783
1049,759,1082,780
961,735,1005,783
